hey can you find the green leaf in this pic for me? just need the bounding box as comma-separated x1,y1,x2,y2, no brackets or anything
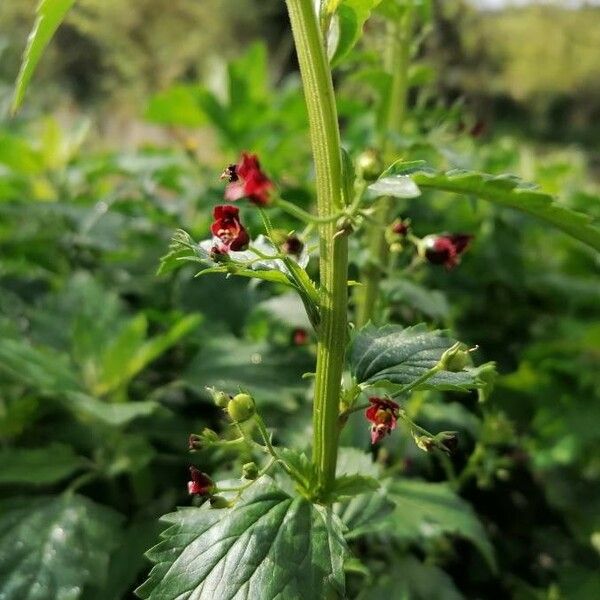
357,554,464,600
136,482,347,599
384,479,496,571
349,323,492,392
331,0,383,66
382,162,600,252
0,443,85,485
145,85,208,127
0,494,123,600
65,392,160,427
278,448,318,493
367,175,421,199
185,336,313,410
336,481,395,539
13,0,77,112
382,278,450,321
331,474,380,500
95,313,201,395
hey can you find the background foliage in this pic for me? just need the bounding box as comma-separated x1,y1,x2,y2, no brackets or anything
0,1,599,598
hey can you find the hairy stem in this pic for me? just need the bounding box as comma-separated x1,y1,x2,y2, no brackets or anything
285,0,347,500
356,5,414,327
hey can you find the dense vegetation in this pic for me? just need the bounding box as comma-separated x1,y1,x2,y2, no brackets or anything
0,1,599,599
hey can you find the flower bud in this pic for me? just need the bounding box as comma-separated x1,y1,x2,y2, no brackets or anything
242,461,259,480
227,393,256,422
438,342,472,372
207,387,231,408
356,149,383,181
187,467,215,496
210,496,233,509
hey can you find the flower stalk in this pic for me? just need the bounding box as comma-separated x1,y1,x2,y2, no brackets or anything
285,0,347,501
356,3,415,327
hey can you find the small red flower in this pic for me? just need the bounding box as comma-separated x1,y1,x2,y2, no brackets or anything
292,328,308,346
424,234,473,270
223,152,274,206
365,397,400,445
187,467,215,496
210,205,250,251
392,219,409,237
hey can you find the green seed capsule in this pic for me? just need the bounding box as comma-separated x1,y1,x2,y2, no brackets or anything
227,393,256,422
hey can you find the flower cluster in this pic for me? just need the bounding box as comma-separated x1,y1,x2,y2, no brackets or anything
365,396,400,444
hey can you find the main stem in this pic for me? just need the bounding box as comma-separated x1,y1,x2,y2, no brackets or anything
356,6,414,327
285,0,347,500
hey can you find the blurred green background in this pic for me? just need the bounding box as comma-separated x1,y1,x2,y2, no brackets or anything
0,1,599,599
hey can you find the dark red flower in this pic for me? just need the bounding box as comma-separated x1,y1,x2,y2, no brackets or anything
392,219,409,237
365,397,400,445
210,205,250,251
292,328,308,346
424,234,473,270
282,235,304,257
223,152,274,206
187,466,215,496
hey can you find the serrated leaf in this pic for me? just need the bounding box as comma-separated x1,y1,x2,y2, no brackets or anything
13,0,77,112
278,448,318,492
367,175,421,199
0,494,123,600
384,479,496,571
136,482,347,599
382,162,600,251
0,443,85,485
349,323,491,392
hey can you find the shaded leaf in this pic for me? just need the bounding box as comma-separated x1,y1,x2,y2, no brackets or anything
331,474,380,500
0,444,85,485
0,494,123,600
136,482,347,599
384,479,496,570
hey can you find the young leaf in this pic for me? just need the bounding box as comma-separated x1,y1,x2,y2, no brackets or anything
0,443,85,485
0,494,123,600
331,0,383,66
384,479,496,571
136,482,347,599
366,175,421,199
381,162,600,252
13,0,77,112
349,323,492,392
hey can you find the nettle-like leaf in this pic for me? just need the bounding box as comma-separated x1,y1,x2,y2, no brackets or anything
0,494,123,600
0,443,85,485
377,161,600,252
13,0,77,112
136,482,347,599
349,323,492,392
384,479,496,571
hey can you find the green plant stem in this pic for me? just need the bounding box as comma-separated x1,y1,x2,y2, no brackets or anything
285,0,347,501
356,5,414,327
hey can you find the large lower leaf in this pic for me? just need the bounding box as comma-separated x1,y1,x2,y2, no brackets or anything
349,323,492,392
137,482,347,599
378,162,600,251
13,0,77,111
384,479,496,571
0,494,123,600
